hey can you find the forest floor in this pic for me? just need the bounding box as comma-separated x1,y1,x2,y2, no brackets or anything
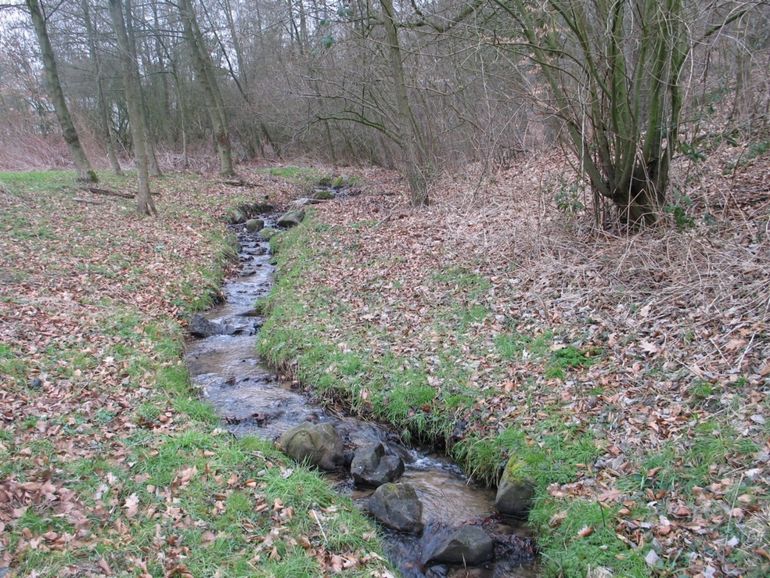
256,142,769,577
0,169,393,577
0,136,768,578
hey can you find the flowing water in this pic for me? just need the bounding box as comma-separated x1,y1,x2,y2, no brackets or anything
185,217,539,577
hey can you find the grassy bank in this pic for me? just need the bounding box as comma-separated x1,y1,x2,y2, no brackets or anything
257,152,769,577
0,170,391,577
258,216,645,576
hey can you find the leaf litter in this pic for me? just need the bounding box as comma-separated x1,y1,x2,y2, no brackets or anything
259,144,769,576
0,169,390,576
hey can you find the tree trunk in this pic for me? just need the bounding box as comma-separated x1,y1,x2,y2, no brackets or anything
26,0,97,183
108,0,156,216
178,0,235,176
380,0,429,205
223,0,248,91
125,0,163,177
170,60,190,169
82,0,122,175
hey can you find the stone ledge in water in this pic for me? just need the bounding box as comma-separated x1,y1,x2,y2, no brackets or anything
278,422,344,471
245,218,264,232
226,202,274,224
368,482,423,533
277,209,305,227
189,314,233,338
426,525,494,566
313,189,335,200
495,456,535,518
259,228,280,240
351,442,405,487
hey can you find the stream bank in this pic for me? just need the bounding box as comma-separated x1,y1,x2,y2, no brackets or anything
184,208,538,577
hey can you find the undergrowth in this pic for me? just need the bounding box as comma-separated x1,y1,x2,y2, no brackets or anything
257,215,651,576
0,170,389,577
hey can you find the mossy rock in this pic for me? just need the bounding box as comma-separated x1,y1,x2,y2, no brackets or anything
494,456,535,518
313,189,335,201
278,423,344,471
368,482,423,533
245,218,264,233
259,228,279,240
227,208,247,224
277,209,305,228
350,442,404,487
426,525,494,565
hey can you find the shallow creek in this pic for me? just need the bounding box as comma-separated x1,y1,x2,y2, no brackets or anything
184,219,538,577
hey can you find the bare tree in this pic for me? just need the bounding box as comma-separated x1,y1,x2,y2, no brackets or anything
109,0,157,215
25,0,98,182
491,0,750,224
178,0,235,176
380,0,430,205
81,0,122,175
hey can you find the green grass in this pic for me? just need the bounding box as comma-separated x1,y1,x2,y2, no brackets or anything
256,214,641,575
545,345,598,379
495,330,553,360
532,500,647,577
0,172,390,577
250,209,770,576
0,343,27,387
494,332,599,380
0,169,76,193
258,165,326,188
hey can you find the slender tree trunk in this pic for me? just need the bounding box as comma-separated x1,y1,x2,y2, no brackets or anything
170,60,189,169
178,0,235,176
380,0,429,205
125,0,162,177
108,0,156,216
223,0,248,90
308,0,336,163
26,0,97,183
151,0,171,141
82,0,122,175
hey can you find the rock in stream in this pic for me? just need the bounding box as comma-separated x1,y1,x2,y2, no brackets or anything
368,482,423,533
426,525,495,566
351,442,405,487
278,422,344,471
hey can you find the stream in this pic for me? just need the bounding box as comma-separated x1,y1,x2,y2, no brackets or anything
184,212,539,577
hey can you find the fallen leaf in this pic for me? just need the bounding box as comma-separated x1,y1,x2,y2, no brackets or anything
640,341,659,354
549,511,567,528
124,493,139,518
644,549,660,567
173,466,197,489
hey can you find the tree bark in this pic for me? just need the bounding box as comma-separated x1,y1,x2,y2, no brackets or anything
81,0,122,175
170,59,190,169
26,0,98,183
108,0,157,216
380,0,429,205
125,0,162,177
178,0,235,176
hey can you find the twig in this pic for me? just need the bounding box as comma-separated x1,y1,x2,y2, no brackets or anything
311,509,328,545
222,179,260,188
72,197,104,205
85,187,134,199
83,187,161,199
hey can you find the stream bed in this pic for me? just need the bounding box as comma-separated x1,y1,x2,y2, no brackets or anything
184,216,539,577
